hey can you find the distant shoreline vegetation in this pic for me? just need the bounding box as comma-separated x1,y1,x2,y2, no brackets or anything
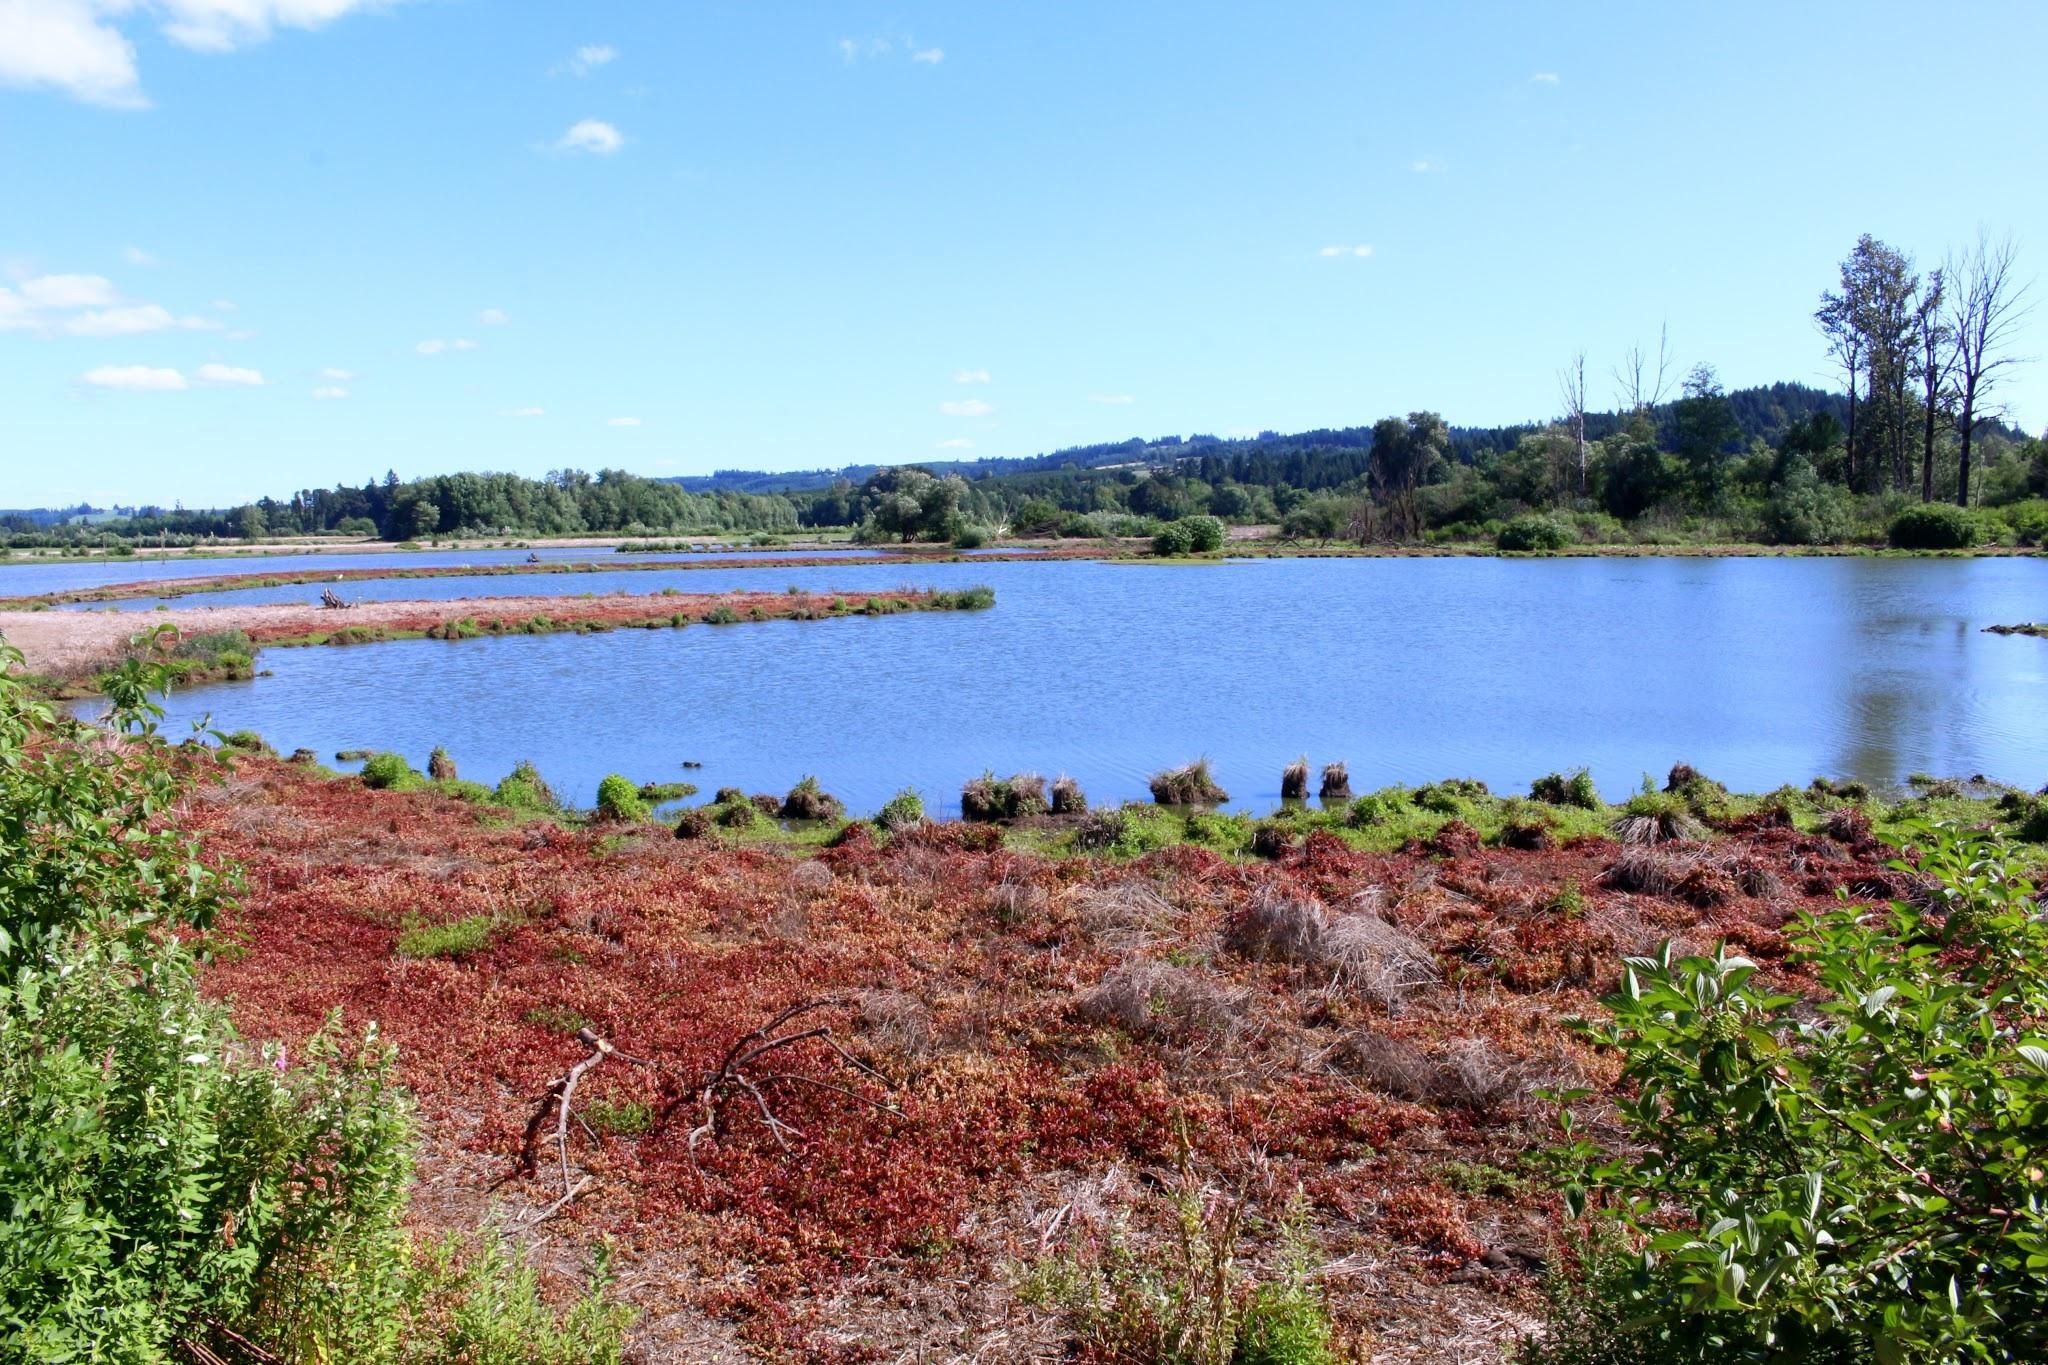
9,233,2044,562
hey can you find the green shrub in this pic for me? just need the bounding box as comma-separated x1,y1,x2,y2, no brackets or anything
1538,826,2048,1363
593,773,648,822
361,752,423,791
704,604,739,624
1497,514,1571,552
1887,502,1981,549
493,760,560,815
876,788,926,832
394,1233,632,1365
1530,768,1601,810
952,524,990,549
1153,515,1226,556
1997,497,2048,546
1763,460,1856,546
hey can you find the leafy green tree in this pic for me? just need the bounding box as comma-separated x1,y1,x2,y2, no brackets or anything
1670,364,1743,500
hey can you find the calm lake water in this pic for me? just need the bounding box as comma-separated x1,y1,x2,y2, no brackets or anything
55,556,2048,814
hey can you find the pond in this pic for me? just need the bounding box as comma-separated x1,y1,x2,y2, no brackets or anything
75,556,2048,815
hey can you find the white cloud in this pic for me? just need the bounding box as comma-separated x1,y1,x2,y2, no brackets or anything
82,364,187,391
505,406,545,418
1411,157,1442,173
450,337,477,350
21,273,117,308
933,438,973,450
63,303,220,335
1530,71,1560,85
156,0,390,55
952,367,991,384
478,306,509,325
1317,244,1373,259
556,118,622,155
841,35,940,64
312,385,348,400
563,43,614,76
1,0,394,107
122,244,157,266
319,366,353,380
196,362,264,386
1089,394,1135,405
911,47,942,63
938,398,993,417
605,416,641,427
0,0,146,108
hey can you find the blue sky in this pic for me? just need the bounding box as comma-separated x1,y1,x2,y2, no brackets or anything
3,1,2044,508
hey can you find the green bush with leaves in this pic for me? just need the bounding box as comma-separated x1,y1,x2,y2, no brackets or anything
361,751,424,791
1886,502,1981,550
1497,514,1572,552
594,773,649,822
1537,825,2048,1364
0,641,630,1362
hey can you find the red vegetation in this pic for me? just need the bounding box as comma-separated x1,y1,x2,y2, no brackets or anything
181,763,1912,1359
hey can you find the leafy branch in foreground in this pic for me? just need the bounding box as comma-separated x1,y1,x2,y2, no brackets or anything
1533,824,2048,1364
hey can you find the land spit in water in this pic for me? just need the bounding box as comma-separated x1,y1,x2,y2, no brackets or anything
0,584,993,694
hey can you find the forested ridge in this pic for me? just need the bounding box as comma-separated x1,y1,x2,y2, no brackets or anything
9,234,2041,552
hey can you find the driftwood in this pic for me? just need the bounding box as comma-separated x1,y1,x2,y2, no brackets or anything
514,1001,902,1211
318,587,354,610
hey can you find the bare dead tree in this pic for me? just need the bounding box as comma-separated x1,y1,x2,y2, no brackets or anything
1817,286,1866,490
1946,232,2033,507
1613,323,1674,416
1557,350,1588,495
1913,268,1950,502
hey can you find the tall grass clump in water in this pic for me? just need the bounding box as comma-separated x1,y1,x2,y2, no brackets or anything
961,771,1049,822
427,746,457,782
1050,775,1088,816
876,788,926,832
780,775,846,822
1281,758,1310,801
1319,761,1352,800
1150,759,1229,807
0,640,630,1360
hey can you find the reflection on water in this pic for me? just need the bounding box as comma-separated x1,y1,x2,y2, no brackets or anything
72,555,2048,814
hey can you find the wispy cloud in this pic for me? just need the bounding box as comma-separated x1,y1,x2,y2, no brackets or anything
505,406,545,418
0,272,220,336
82,364,187,392
320,366,354,381
938,398,993,417
312,385,349,400
0,0,403,107
1089,394,1135,405
561,44,616,76
556,119,623,155
839,35,943,66
1317,244,1373,259
934,438,973,449
953,367,992,384
122,245,158,266
1530,71,1560,85
1411,158,1443,174
606,416,641,427
197,362,264,386
478,307,509,325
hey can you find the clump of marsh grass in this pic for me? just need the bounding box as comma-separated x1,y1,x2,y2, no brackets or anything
1529,768,1601,810
780,775,846,822
494,760,560,815
428,746,457,782
1281,757,1310,801
960,771,1049,822
1073,961,1241,1042
1149,759,1228,807
1326,1031,1534,1114
1610,787,1705,845
1222,885,1434,1012
1050,775,1088,816
1318,761,1351,801
360,752,423,792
